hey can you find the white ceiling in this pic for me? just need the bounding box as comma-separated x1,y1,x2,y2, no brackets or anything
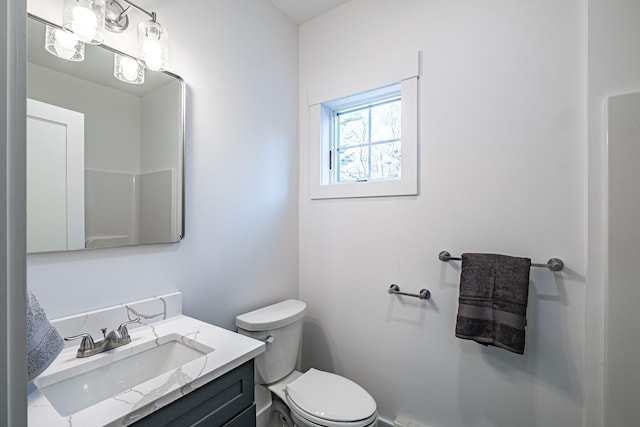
269,0,352,25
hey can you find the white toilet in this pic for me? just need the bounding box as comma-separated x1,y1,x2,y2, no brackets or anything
236,299,378,427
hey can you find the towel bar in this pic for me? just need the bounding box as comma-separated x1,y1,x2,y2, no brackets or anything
388,284,431,300
438,250,564,271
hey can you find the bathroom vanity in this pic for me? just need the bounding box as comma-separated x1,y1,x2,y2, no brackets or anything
27,293,264,426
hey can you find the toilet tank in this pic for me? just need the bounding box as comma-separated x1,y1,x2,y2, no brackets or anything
235,299,306,384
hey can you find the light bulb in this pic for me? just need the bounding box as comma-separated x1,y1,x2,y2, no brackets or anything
55,29,77,49
120,57,139,81
71,6,98,41
114,54,144,84
45,25,85,61
141,40,162,70
63,0,105,44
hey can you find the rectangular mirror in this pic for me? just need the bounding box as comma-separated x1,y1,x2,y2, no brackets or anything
26,15,185,253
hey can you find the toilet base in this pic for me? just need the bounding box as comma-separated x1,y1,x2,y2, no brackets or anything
256,386,294,427
255,385,272,427
256,373,301,427
256,382,378,427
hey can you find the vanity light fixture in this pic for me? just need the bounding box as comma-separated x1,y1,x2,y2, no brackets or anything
114,53,145,84
62,0,169,71
45,25,85,61
137,17,169,71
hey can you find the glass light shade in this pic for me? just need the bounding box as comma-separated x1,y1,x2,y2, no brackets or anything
137,20,169,71
45,25,85,61
114,54,145,84
63,0,106,44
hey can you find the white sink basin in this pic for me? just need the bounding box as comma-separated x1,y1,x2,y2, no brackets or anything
35,334,213,416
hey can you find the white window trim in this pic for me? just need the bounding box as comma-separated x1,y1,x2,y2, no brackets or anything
308,52,419,200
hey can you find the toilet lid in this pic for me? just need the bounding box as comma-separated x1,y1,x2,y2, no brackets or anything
285,369,377,424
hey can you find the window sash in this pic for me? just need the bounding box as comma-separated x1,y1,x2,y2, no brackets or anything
332,93,401,184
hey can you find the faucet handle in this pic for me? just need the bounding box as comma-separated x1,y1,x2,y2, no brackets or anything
116,318,141,339
64,333,95,351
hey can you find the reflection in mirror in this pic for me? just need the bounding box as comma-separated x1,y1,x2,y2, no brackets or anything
26,15,185,253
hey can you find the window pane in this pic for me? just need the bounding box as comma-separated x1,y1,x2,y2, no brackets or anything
338,110,369,147
331,89,403,185
370,100,401,142
338,146,369,182
370,141,401,180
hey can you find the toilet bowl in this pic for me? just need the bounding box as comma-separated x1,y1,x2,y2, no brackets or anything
236,300,378,427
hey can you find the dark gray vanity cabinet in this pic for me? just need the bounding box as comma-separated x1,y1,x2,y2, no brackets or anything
131,360,256,427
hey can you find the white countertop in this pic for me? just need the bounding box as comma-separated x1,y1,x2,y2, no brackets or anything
28,315,265,426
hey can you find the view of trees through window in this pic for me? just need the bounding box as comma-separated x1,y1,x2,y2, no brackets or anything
335,97,401,183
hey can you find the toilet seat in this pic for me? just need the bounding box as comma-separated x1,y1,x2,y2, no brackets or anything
285,369,377,427
287,398,377,427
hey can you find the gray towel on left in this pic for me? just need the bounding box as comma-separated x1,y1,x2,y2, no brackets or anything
455,253,531,355
27,289,64,380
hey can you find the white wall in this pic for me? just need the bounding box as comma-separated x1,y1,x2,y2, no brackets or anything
588,1,640,426
27,0,299,332
299,1,587,426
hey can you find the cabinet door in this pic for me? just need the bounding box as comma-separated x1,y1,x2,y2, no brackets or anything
223,404,256,427
132,360,254,427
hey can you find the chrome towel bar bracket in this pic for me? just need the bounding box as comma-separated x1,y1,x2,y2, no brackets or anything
438,250,564,272
388,284,431,300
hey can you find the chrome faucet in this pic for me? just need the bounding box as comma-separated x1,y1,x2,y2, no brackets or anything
64,318,140,358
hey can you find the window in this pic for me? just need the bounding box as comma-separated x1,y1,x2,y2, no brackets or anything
330,86,402,184
309,75,418,199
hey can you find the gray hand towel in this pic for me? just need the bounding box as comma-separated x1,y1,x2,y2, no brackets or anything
27,289,64,380
455,253,531,354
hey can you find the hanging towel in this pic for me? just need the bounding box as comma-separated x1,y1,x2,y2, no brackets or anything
27,289,64,381
455,253,531,355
